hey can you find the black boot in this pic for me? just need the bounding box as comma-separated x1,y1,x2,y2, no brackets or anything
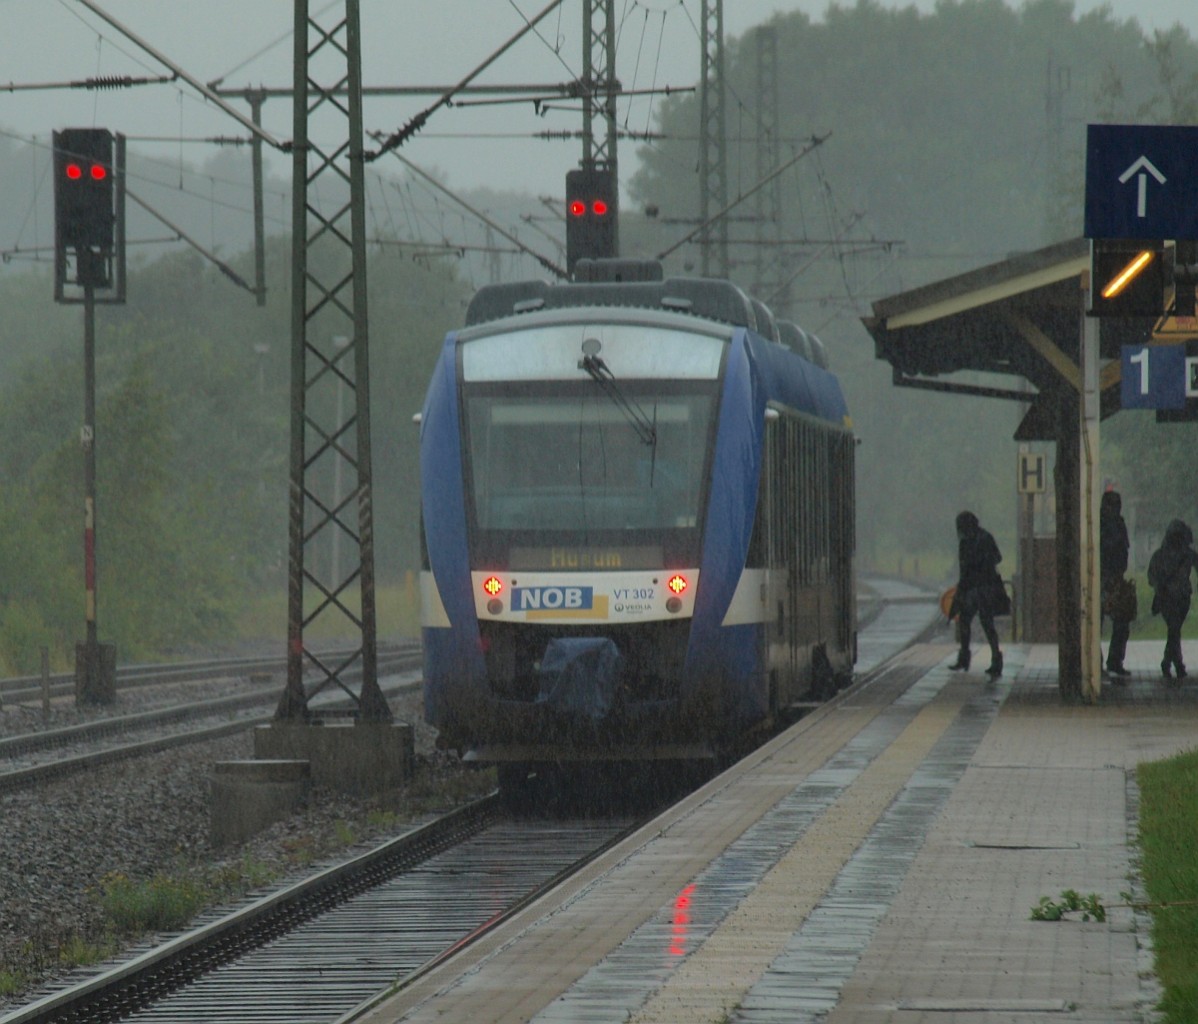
986,651,1003,677
949,649,970,671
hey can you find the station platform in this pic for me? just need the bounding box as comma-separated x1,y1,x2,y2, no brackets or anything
352,633,1198,1024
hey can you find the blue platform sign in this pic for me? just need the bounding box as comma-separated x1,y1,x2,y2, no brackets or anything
1121,344,1186,409
1085,124,1198,239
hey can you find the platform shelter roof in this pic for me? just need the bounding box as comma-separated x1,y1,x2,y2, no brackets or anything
861,237,1153,440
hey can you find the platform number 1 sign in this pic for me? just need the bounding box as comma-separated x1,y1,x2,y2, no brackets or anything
1120,344,1193,409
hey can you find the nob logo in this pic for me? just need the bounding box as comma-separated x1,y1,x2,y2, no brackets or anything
511,586,592,611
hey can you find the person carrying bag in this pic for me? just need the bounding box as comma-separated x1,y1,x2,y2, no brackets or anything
1147,519,1198,681
948,510,1006,677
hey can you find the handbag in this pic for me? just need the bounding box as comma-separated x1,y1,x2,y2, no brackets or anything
1104,576,1137,622
991,581,1012,617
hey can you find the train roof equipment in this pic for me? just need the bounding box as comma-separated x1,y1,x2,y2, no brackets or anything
456,260,848,430
465,258,765,334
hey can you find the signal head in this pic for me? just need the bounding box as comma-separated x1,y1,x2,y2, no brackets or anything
565,167,618,275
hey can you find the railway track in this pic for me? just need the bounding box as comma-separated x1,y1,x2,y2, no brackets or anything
0,581,942,1024
0,642,421,708
1,797,642,1024
0,646,422,794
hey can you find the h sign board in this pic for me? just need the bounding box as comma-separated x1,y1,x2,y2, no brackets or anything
1085,124,1198,240
1017,452,1046,494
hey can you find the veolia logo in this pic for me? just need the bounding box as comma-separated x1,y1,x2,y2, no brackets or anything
511,586,592,611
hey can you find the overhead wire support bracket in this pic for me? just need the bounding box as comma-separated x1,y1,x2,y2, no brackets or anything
380,145,567,279
364,0,567,161
125,189,255,295
0,73,175,92
72,0,289,151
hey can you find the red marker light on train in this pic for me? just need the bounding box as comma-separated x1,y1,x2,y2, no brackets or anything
482,575,503,597
667,574,688,595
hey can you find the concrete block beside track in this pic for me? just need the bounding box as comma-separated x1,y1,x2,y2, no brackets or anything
252,722,415,797
210,759,311,847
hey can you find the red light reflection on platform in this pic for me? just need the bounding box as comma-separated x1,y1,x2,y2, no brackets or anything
670,883,696,956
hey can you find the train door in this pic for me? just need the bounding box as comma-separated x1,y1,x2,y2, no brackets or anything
761,410,806,709
754,417,779,716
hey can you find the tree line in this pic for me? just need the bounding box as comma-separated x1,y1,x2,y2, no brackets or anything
2,0,1197,670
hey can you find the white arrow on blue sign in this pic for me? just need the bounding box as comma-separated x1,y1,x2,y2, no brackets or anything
1086,124,1198,239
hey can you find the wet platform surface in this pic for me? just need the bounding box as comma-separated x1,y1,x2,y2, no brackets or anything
354,593,1192,1024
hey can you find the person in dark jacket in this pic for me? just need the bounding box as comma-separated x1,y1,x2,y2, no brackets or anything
1100,490,1132,677
1147,519,1198,680
949,511,1006,676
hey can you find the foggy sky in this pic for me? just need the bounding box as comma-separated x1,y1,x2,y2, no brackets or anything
1,0,1194,202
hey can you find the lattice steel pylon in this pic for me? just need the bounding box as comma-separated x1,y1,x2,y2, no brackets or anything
753,26,786,309
275,0,390,723
581,0,618,178
699,0,728,279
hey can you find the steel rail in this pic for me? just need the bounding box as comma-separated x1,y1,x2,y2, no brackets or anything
0,641,419,704
0,650,420,761
1,581,940,1022
0,673,420,795
0,797,504,1024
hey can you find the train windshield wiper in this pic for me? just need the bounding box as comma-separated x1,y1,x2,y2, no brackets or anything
579,353,657,447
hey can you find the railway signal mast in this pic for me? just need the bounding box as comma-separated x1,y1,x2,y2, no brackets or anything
566,0,619,275
52,127,126,705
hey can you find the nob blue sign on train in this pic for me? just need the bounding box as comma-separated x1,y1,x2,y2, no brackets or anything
1085,124,1198,240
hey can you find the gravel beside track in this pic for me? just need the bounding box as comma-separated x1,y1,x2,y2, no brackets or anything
0,685,491,1011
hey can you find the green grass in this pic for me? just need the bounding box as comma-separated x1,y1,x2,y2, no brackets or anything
56,933,119,968
1137,747,1198,1021
98,873,209,935
0,969,27,996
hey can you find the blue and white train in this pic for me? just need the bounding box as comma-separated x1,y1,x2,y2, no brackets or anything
419,259,855,780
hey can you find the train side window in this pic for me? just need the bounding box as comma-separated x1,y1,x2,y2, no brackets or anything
746,424,771,569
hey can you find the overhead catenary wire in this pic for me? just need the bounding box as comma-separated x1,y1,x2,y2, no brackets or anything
126,188,255,294
657,132,830,261
376,146,566,280
0,73,175,92
70,0,287,151
366,0,569,161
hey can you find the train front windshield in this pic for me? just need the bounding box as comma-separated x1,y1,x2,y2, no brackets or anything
467,391,712,532
459,321,726,566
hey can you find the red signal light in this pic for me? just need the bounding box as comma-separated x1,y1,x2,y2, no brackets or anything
569,199,587,217
591,199,608,216
482,575,503,597
667,574,688,595
64,162,106,181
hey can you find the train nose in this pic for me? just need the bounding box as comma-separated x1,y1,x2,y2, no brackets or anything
536,638,624,720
